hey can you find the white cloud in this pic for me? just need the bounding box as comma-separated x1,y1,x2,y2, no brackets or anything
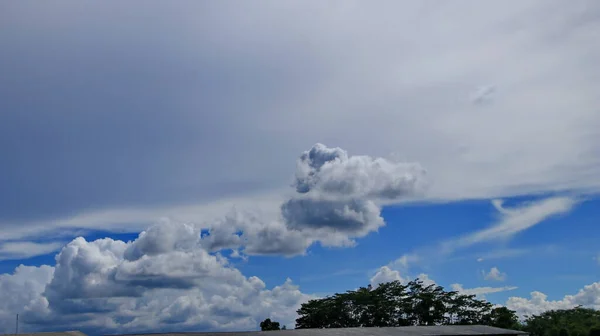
370,266,406,288
389,197,575,269
505,282,600,317
483,267,507,282
369,267,436,289
0,241,64,261
390,253,420,270
416,273,436,287
449,197,577,251
451,283,518,300
294,143,427,199
0,221,315,334
0,265,54,332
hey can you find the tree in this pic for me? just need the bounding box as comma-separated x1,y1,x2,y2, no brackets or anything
295,279,599,332
523,307,600,336
488,307,521,329
296,277,501,328
282,325,287,330
260,318,281,331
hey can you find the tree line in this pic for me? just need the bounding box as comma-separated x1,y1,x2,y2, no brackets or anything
261,279,600,336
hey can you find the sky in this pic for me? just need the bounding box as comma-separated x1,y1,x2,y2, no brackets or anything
1,0,599,334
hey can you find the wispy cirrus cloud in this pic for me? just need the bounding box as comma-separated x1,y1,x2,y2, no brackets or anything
451,283,517,300
445,197,577,252
384,197,578,273
0,241,65,261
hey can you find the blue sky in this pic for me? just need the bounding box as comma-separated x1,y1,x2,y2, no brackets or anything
1,0,599,334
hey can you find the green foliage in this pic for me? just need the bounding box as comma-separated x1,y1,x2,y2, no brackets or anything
523,307,600,336
260,318,281,331
488,307,521,330
295,279,600,332
296,278,513,328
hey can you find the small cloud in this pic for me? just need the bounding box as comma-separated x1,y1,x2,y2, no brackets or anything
390,253,420,270
477,257,484,262
230,248,248,261
452,283,517,300
370,266,406,287
483,267,507,281
470,85,496,105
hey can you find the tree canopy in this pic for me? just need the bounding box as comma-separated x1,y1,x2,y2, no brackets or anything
260,318,281,331
294,279,599,335
296,279,510,328
522,307,600,336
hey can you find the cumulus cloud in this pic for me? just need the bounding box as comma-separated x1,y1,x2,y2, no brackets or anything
483,267,507,281
281,198,384,234
416,273,436,287
0,223,314,334
369,266,434,289
370,266,406,287
271,144,423,252
294,144,426,199
124,219,202,260
188,143,424,257
505,282,600,317
0,265,54,332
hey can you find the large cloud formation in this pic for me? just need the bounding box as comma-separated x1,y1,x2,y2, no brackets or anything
192,143,426,257
0,225,313,334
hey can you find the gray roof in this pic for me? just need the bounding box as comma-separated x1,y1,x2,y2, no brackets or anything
116,326,527,336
